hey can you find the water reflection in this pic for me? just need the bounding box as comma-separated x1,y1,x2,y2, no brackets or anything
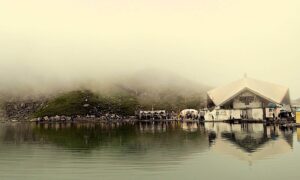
0,122,299,180
298,128,300,142
0,122,211,167
0,122,295,160
204,123,294,164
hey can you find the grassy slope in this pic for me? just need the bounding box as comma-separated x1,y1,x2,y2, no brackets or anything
33,88,206,118
34,90,139,117
2,70,209,118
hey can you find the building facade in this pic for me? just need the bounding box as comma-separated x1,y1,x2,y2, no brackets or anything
205,76,291,121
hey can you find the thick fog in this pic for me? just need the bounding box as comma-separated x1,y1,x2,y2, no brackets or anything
1,0,300,98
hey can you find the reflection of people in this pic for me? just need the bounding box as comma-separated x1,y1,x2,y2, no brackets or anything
208,131,217,146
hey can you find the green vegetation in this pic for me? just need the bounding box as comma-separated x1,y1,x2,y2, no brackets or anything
105,92,139,116
34,90,139,117
34,87,206,118
1,71,208,119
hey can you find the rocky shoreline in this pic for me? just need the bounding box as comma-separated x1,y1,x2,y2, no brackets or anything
0,98,47,121
1,114,138,123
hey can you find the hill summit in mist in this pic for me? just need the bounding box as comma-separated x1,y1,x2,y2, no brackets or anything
115,69,209,110
0,69,210,119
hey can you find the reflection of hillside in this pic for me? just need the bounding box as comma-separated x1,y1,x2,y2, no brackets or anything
0,122,210,164
35,123,210,156
0,122,295,165
0,123,39,143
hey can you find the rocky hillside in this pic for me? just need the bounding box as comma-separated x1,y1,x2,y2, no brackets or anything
34,90,139,117
2,99,47,120
0,70,210,120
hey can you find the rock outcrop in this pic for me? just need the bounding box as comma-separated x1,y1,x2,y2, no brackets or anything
3,99,47,120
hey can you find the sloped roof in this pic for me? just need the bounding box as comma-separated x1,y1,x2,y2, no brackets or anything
207,77,289,106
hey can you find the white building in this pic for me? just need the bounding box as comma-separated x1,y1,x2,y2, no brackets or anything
205,76,291,121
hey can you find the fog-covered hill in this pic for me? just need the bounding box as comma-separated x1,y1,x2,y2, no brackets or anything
0,69,210,119
115,69,210,111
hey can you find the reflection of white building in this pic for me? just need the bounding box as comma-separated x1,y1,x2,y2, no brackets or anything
205,123,293,164
205,76,291,121
212,136,292,164
181,122,198,132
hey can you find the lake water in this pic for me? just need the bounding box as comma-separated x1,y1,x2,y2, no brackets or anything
0,121,299,180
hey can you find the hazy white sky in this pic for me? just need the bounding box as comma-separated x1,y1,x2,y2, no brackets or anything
0,0,300,97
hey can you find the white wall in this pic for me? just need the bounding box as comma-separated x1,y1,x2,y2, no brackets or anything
204,108,264,121
204,109,241,121
251,109,264,120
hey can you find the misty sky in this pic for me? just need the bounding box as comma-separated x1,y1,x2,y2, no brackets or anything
1,0,300,98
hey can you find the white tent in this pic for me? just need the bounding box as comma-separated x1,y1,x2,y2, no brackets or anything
180,109,199,118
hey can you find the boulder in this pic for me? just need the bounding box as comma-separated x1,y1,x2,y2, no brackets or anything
43,116,49,121
83,104,90,107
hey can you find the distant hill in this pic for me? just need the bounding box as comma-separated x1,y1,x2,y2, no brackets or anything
0,69,211,119
113,69,210,111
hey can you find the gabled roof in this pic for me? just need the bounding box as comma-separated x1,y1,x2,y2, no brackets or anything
207,77,289,106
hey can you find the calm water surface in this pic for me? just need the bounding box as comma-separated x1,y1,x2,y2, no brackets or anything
0,121,299,180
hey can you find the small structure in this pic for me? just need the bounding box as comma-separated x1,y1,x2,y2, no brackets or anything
206,76,291,121
179,109,199,120
137,110,167,120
